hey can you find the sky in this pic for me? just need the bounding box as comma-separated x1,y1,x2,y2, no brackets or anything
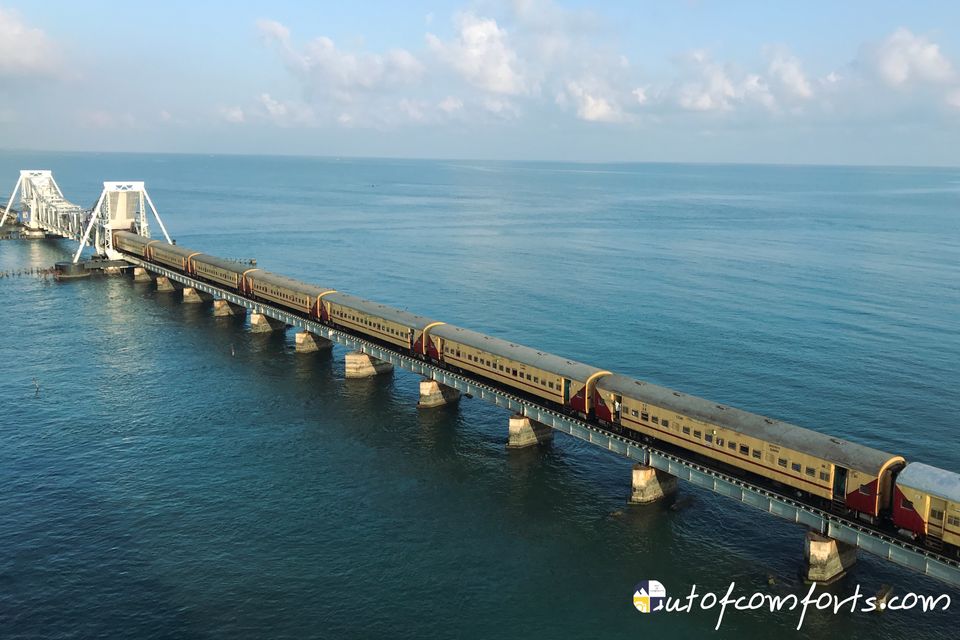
1,0,959,165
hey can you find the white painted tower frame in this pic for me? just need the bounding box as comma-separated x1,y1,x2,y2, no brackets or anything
73,181,172,263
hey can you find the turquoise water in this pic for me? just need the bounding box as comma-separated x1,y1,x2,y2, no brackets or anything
0,152,958,638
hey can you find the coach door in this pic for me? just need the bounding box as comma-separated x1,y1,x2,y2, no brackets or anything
832,466,848,509
929,497,947,539
562,379,570,405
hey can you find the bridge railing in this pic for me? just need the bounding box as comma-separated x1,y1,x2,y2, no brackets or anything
125,256,960,591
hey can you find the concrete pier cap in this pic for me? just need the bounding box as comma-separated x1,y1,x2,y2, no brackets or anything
213,299,245,317
132,267,152,282
417,378,461,408
295,331,333,353
804,531,857,584
345,351,394,378
507,414,553,449
182,287,213,304
629,464,678,504
249,312,286,333
155,275,178,293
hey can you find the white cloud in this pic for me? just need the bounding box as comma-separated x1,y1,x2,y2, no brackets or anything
438,96,463,113
565,81,623,122
255,18,290,43
257,93,316,126
79,110,137,129
220,106,245,123
632,87,649,105
427,12,529,95
677,54,739,112
398,98,427,122
947,88,960,109
768,51,813,99
871,28,954,87
482,97,520,118
0,8,59,77
258,18,423,103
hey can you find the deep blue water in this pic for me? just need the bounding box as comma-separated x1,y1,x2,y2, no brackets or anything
1,152,958,639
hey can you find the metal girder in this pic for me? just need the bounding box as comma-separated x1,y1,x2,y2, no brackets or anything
124,256,960,591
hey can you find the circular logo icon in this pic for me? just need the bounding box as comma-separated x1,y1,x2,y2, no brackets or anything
633,580,667,613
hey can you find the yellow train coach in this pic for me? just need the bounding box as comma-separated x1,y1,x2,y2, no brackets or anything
323,292,436,352
594,374,904,517
428,324,609,412
243,270,333,316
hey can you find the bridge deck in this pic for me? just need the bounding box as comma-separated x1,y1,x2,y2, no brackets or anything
126,256,960,590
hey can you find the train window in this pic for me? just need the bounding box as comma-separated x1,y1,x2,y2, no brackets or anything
819,471,830,482
752,450,762,459
548,382,555,389
652,416,659,424
791,463,801,472
682,426,690,435
716,438,724,447
632,410,639,417
499,365,504,371
930,509,944,521
728,441,736,450
704,434,713,443
662,419,669,428
488,361,493,367
526,374,532,381
512,369,518,377
693,430,701,439
805,467,815,477
739,445,749,456
859,484,873,496
948,515,960,527
534,376,540,383
901,498,914,510
778,458,787,467
641,412,649,421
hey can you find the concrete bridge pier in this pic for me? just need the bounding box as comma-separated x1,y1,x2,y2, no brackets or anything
295,331,333,353
345,351,394,378
132,267,152,282
182,287,213,304
155,276,178,293
507,414,553,448
250,312,286,333
804,532,857,584
213,299,245,317
417,378,461,408
629,464,677,504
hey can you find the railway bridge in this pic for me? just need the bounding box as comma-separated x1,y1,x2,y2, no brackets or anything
4,169,960,592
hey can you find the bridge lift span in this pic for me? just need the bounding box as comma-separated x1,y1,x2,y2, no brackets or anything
1,170,172,263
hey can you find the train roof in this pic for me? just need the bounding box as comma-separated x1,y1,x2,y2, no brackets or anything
193,254,252,273
150,241,201,256
897,463,960,504
596,373,902,475
326,292,437,329
114,230,151,245
431,323,605,383
244,269,334,297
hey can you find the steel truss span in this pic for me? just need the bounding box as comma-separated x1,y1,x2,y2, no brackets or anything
126,256,960,591
2,170,170,263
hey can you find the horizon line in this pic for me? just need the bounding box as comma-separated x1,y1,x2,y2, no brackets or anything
0,146,957,172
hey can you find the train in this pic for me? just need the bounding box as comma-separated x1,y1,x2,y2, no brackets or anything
113,230,960,558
